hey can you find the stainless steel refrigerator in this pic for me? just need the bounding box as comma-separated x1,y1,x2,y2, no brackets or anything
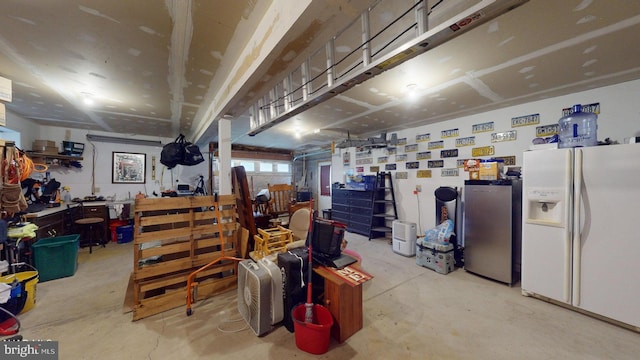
463,179,522,285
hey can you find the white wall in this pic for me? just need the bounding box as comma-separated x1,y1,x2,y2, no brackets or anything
20,126,209,201
6,79,640,214
3,110,40,148
332,79,640,234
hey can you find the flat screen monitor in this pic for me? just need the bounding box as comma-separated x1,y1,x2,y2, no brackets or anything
309,219,345,259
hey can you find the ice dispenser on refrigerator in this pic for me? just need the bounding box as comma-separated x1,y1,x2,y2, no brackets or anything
525,188,565,227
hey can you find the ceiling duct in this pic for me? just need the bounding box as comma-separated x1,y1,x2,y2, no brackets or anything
86,134,163,147
248,0,529,136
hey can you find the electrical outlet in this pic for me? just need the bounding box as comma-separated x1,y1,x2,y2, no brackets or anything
415,185,422,192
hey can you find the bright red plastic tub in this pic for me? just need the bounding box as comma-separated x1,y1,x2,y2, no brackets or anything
292,304,334,355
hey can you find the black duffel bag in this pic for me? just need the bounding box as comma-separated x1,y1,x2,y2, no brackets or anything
181,140,205,166
161,134,205,168
160,134,185,169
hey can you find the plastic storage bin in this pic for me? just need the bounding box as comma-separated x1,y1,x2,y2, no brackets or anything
109,219,129,242
62,141,85,156
116,225,134,244
0,270,39,314
345,175,375,191
32,234,79,282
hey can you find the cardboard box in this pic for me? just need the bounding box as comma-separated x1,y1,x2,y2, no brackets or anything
32,140,58,154
0,103,5,126
479,161,503,180
0,76,11,102
464,159,481,171
33,139,55,147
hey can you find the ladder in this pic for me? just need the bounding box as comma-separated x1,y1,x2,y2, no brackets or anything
369,171,398,240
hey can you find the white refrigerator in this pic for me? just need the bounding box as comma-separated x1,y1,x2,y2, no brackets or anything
521,143,640,329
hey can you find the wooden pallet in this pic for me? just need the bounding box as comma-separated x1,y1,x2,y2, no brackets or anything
131,195,239,320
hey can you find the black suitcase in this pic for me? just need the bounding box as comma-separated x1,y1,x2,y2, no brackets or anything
277,247,309,332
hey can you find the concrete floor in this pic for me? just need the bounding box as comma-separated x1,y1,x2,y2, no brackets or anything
17,233,640,359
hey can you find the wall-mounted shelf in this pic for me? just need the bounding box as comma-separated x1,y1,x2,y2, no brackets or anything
27,151,83,164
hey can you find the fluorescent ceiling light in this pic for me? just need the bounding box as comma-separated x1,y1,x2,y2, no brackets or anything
86,134,162,146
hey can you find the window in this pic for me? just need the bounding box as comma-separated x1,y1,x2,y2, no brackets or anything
232,159,255,172
276,163,290,173
259,162,273,172
230,158,291,175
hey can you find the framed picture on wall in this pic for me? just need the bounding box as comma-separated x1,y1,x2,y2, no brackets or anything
112,152,146,184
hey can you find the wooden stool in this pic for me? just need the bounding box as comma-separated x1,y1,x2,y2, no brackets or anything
75,217,105,254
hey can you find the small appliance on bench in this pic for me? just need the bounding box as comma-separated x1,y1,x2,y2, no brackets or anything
176,184,192,196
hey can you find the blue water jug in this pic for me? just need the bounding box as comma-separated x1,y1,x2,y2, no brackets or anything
558,104,598,148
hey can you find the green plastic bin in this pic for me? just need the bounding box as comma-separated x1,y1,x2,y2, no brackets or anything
32,234,80,282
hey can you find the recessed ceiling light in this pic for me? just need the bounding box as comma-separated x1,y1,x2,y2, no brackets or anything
81,92,94,106
406,84,418,100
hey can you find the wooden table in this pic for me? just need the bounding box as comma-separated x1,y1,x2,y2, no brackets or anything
313,263,365,343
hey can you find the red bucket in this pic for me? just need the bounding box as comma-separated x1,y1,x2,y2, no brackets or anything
292,304,334,355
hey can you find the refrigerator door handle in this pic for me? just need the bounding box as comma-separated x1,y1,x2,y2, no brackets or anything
563,149,573,304
572,148,583,306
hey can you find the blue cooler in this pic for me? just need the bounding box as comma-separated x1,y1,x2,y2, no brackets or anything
416,239,455,274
